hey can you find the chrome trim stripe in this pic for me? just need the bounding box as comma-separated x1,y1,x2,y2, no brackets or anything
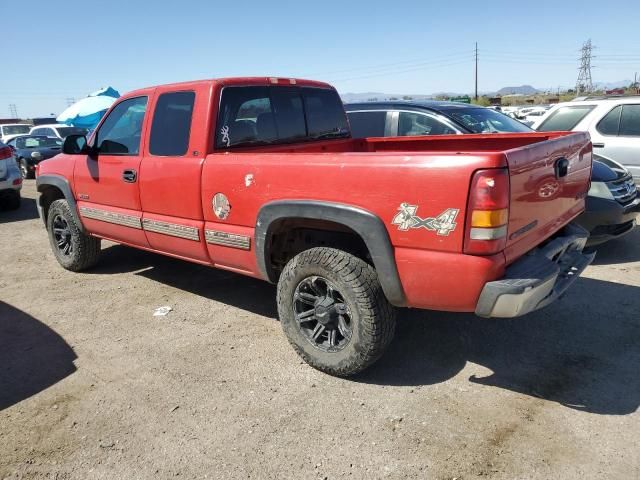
142,218,200,241
79,206,142,229
205,230,251,250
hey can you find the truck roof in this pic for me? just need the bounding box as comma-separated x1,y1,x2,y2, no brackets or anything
125,77,334,97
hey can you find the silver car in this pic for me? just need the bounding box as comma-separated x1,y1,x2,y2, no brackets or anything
532,96,640,183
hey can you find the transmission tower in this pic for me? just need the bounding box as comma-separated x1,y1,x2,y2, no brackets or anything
576,39,594,94
8,104,18,118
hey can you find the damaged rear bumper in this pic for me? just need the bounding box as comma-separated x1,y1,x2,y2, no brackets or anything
475,223,595,318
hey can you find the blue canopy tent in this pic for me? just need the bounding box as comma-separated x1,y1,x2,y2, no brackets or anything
57,87,120,130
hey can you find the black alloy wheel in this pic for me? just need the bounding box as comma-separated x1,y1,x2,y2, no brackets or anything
293,275,353,351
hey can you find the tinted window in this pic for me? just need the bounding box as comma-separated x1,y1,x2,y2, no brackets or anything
31,128,44,136
216,86,349,149
55,127,88,138
596,106,622,135
537,105,595,131
302,87,349,138
96,96,147,155
149,91,195,156
446,108,531,133
24,136,62,148
619,104,640,136
398,112,457,136
2,125,30,135
347,111,387,138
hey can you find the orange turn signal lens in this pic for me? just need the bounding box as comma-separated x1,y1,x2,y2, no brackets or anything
471,209,508,228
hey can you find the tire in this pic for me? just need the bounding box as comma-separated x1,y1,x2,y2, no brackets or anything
277,247,396,376
19,159,32,179
46,199,101,271
6,191,20,210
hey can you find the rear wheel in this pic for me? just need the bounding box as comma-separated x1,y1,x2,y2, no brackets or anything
277,247,396,376
6,191,20,210
46,199,101,271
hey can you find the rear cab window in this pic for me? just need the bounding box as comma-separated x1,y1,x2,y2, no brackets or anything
537,105,595,131
149,91,196,156
215,86,349,149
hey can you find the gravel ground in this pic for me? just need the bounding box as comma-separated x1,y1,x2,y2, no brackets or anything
1,181,639,480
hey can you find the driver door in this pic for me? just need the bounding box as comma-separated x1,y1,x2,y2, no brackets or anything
74,94,152,247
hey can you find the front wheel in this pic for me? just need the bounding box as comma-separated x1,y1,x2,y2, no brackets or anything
19,159,30,179
277,247,396,376
47,199,101,271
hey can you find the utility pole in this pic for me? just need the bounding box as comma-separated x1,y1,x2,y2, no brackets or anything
8,104,18,119
474,42,478,100
576,39,594,94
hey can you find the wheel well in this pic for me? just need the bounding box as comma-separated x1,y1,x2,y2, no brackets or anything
38,185,64,223
267,218,371,275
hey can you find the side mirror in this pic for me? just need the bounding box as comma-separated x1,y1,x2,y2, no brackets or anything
62,134,88,154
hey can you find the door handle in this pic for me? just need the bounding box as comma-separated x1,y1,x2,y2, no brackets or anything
122,169,137,183
592,143,605,148
554,157,569,179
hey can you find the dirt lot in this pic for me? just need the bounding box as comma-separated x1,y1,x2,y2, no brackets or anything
1,181,639,479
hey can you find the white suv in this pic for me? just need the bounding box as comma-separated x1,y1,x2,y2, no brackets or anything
29,124,88,140
0,141,22,209
532,96,640,183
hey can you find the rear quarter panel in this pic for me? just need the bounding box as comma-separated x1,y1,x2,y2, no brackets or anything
201,151,507,253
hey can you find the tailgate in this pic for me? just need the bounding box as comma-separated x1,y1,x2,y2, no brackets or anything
504,131,592,264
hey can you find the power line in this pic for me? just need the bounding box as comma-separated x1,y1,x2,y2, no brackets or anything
475,42,478,100
66,97,76,107
8,104,18,118
576,39,594,94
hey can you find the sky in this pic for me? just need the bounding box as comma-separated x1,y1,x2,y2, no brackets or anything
2,0,639,118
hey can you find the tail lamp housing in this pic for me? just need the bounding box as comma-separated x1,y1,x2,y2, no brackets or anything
464,168,510,255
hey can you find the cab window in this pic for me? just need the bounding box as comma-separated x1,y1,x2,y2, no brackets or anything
215,85,349,149
149,91,195,156
596,106,622,135
96,96,148,155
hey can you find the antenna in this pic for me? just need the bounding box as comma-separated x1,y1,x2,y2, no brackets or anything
576,39,594,94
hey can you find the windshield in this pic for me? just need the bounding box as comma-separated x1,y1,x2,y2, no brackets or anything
536,105,596,132
24,137,62,148
446,108,532,133
56,127,88,138
3,125,31,135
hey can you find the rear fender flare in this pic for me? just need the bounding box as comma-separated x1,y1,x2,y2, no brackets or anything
255,200,406,307
36,174,84,232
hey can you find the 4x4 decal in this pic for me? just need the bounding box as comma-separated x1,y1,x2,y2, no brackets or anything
391,203,459,236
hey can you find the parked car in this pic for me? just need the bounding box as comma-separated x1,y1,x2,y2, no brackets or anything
576,153,640,246
0,123,32,143
346,102,639,246
345,101,532,137
0,141,22,209
29,124,89,140
6,135,62,179
37,77,593,376
532,96,640,183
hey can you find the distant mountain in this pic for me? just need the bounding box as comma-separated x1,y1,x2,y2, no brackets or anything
593,79,634,90
496,85,539,96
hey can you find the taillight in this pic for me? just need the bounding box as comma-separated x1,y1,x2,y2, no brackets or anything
0,146,12,160
464,168,510,255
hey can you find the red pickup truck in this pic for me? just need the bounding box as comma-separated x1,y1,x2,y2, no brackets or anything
36,77,594,376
